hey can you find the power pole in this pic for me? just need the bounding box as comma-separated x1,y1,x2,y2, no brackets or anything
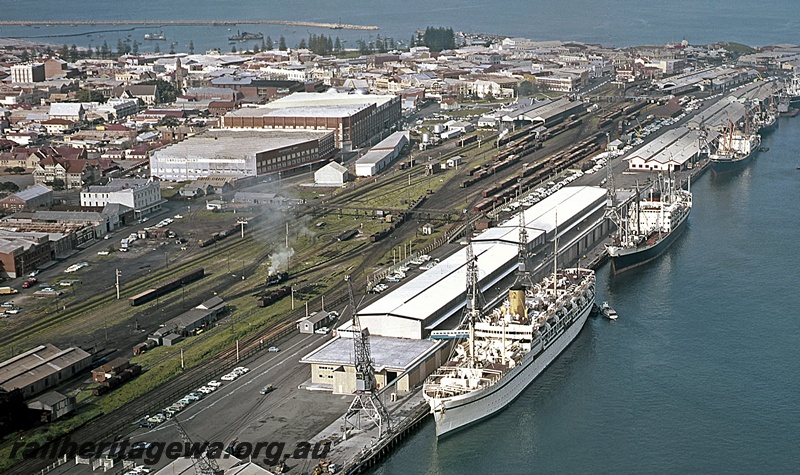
237,219,248,238
343,275,391,439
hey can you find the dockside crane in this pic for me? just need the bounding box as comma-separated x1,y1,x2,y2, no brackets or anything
173,417,221,475
343,275,392,439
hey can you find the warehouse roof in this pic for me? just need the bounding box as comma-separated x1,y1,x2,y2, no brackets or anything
0,344,91,392
300,335,438,372
152,129,331,159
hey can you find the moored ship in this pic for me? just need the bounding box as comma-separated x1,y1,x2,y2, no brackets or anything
228,31,264,42
422,220,596,437
709,121,761,175
144,32,166,41
606,175,692,274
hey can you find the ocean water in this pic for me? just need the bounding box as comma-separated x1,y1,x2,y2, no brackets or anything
374,118,800,473
1,1,799,55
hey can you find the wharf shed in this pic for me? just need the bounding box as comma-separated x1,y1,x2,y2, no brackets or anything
355,186,607,340
624,126,712,172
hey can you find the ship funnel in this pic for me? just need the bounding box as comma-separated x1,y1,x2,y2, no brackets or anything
509,285,526,320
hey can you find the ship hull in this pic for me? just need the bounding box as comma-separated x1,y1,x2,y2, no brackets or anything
428,298,593,437
710,150,756,176
609,207,689,274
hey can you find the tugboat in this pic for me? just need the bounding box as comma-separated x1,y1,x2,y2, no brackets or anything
600,301,618,320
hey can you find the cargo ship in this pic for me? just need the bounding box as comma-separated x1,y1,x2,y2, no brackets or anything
422,222,596,437
228,31,264,42
709,120,761,176
606,176,692,274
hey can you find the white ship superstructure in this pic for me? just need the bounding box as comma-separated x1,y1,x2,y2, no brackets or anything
422,267,595,437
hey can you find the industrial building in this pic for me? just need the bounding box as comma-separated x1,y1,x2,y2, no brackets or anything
314,161,349,186
624,126,710,172
0,184,54,212
300,335,445,394
354,131,410,177
0,344,92,399
297,311,337,334
221,91,402,151
150,129,336,181
354,186,608,340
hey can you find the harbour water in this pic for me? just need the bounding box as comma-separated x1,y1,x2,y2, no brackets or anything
1,1,799,55
374,118,800,473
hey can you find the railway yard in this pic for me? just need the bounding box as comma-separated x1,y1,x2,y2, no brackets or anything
0,77,764,474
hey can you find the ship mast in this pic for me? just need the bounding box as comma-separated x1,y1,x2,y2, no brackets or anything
465,240,479,367
553,208,558,295
514,209,535,288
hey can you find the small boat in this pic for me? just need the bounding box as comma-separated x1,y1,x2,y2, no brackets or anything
600,301,618,320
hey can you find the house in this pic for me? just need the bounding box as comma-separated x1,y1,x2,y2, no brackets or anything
34,156,97,189
421,222,436,235
125,84,159,106
314,161,349,186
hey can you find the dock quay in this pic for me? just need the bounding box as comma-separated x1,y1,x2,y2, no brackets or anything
0,20,379,31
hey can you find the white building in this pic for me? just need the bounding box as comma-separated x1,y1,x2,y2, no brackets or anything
95,98,139,120
48,103,85,122
80,178,163,217
354,131,409,177
314,161,349,186
10,63,45,83
150,129,336,181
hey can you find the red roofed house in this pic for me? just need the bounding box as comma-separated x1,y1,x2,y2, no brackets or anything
32,147,97,189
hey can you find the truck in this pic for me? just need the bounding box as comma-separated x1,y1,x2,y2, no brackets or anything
0,286,18,295
120,238,129,251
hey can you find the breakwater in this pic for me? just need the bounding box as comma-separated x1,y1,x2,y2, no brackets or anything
0,20,379,31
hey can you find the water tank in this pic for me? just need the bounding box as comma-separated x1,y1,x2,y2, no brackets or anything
433,124,444,134
422,133,430,143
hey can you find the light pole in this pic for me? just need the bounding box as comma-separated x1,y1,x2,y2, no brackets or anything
115,269,122,300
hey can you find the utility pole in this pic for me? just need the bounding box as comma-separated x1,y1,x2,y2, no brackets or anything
237,218,248,238
115,269,122,300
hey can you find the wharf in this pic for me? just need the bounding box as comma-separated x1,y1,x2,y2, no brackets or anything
309,389,430,474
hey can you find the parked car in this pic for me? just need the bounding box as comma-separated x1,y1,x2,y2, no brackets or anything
28,270,41,277
220,373,238,381
22,278,37,289
268,346,280,352
207,380,222,387
315,327,330,335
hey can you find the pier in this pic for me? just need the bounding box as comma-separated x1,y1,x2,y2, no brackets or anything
0,20,379,31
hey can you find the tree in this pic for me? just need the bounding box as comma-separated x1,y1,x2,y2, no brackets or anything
132,40,139,55
299,39,307,50
266,36,273,50
154,44,160,53
58,44,69,59
159,116,181,127
169,43,176,54
20,50,30,62
516,80,535,97
140,78,178,104
253,43,260,54
117,39,125,55
231,44,237,53
52,179,65,191
278,36,287,51
334,37,342,53
422,27,455,52
188,40,194,54
11,167,25,174
69,44,79,62
100,40,110,59
75,89,107,103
